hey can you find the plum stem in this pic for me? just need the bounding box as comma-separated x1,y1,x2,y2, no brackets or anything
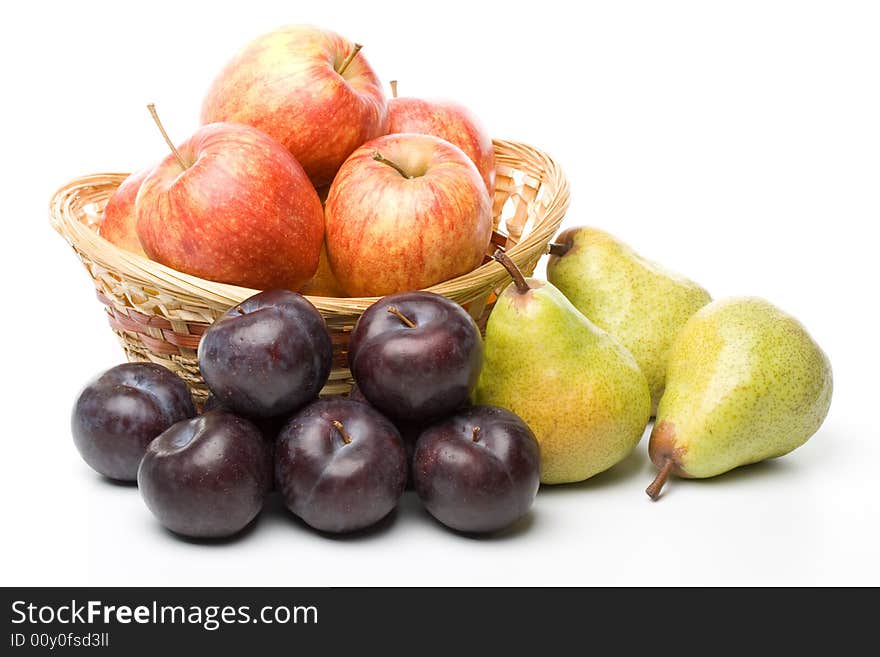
390,80,398,98
646,459,674,501
472,426,481,443
372,151,412,179
234,305,246,315
386,306,416,328
331,420,352,445
548,241,572,257
147,103,189,171
492,248,530,294
337,43,363,76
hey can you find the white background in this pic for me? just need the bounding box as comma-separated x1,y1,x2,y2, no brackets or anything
2,0,878,586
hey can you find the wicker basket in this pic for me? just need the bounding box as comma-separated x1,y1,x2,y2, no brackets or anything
50,139,569,403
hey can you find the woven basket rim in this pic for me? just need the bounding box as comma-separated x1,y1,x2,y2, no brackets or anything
50,138,570,312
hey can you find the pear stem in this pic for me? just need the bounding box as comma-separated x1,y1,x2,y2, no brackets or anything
548,241,571,257
646,459,674,501
332,420,352,445
147,103,189,171
372,151,412,179
386,306,416,328
492,248,530,294
390,80,398,98
471,426,481,443
337,43,363,76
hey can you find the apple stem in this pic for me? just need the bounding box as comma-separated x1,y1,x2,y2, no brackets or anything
492,248,531,294
372,151,413,179
472,426,481,443
548,242,572,257
337,43,363,76
646,459,674,501
147,103,189,171
331,420,352,445
390,80,398,98
386,306,416,328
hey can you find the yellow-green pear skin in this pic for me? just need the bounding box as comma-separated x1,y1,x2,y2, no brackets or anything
473,278,651,485
647,297,832,498
547,227,711,412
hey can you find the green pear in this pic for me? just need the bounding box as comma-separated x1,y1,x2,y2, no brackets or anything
547,226,711,412
646,297,833,500
473,251,651,484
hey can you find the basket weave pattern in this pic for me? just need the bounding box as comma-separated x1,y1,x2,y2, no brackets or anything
51,139,569,402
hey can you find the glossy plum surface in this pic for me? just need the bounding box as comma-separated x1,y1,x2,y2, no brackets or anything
201,394,288,443
72,363,195,481
348,383,425,489
138,411,272,538
198,289,332,418
348,292,482,423
276,398,407,533
413,406,541,533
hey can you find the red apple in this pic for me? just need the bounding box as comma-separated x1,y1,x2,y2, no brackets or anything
300,186,345,297
200,25,387,187
300,244,346,298
135,114,323,291
101,168,150,256
325,133,493,297
387,83,495,196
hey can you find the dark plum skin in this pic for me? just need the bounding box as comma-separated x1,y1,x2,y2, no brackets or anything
348,383,427,489
348,292,482,423
202,394,288,443
71,363,195,481
138,411,272,538
413,406,541,533
276,398,407,533
200,395,284,493
198,289,332,418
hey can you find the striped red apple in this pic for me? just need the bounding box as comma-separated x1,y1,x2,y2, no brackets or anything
201,25,388,187
325,133,493,297
100,168,150,256
387,81,495,196
135,107,323,291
